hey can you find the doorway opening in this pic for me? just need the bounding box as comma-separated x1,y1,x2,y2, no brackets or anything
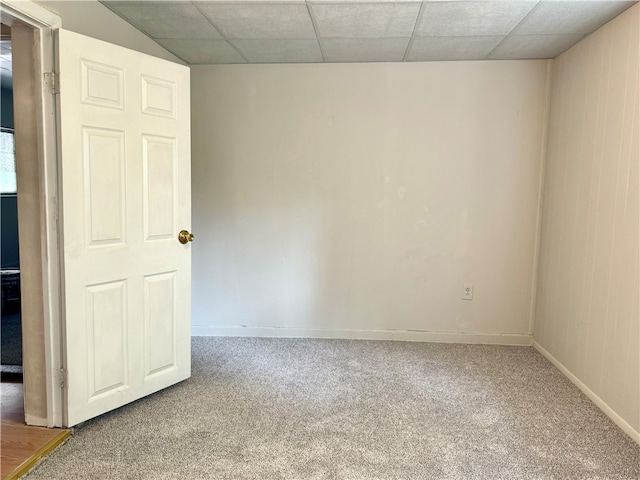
0,12,70,477
0,0,63,430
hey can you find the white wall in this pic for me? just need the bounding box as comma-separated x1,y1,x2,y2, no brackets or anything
533,4,639,441
35,0,181,63
191,61,549,343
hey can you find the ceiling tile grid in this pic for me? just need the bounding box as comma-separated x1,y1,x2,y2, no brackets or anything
100,0,639,64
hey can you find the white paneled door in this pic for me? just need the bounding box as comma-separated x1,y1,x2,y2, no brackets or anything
57,30,191,427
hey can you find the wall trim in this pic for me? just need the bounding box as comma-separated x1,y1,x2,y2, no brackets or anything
192,326,533,346
2,0,63,428
532,340,640,445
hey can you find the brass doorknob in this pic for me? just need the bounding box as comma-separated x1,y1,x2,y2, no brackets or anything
178,230,194,245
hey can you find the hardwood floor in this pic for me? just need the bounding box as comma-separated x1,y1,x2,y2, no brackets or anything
1,373,70,479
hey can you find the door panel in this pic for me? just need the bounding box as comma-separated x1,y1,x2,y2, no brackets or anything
143,271,177,377
83,127,126,246
57,29,191,427
86,280,128,400
81,60,124,109
141,75,176,118
143,135,176,240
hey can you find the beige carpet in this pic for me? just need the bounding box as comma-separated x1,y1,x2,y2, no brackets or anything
26,337,640,479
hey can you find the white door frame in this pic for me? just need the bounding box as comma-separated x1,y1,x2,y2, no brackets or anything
0,0,63,427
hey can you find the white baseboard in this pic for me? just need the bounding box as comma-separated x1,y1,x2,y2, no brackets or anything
192,325,533,346
532,340,640,445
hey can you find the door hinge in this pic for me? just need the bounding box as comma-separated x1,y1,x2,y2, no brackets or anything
57,367,67,389
44,72,60,95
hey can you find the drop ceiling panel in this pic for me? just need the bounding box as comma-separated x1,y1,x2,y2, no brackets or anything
232,39,323,63
155,39,246,64
416,1,538,36
514,1,636,35
98,0,640,63
195,3,316,39
407,35,505,61
488,34,585,59
103,1,223,39
321,38,410,62
310,3,421,38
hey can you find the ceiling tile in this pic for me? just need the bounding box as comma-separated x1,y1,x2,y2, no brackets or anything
102,1,222,39
311,3,421,38
407,36,504,61
195,3,316,39
155,39,246,64
488,34,585,59
416,1,538,37
321,38,410,62
232,39,323,63
514,1,637,35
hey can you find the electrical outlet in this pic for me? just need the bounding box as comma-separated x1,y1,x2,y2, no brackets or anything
462,284,474,300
